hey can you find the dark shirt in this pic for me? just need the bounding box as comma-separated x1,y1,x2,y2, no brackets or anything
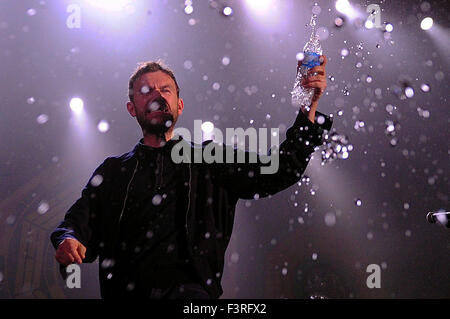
117,140,196,289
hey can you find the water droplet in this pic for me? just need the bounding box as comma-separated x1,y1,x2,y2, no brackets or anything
222,6,233,16
221,56,230,66
404,87,414,98
334,17,344,27
434,71,444,81
27,97,35,104
355,199,362,206
312,5,321,15
183,60,193,70
101,258,115,269
97,120,109,133
324,212,336,227
90,174,103,187
36,114,48,124
281,267,288,275
152,194,162,205
420,83,430,92
6,215,16,225
184,5,193,15
37,201,49,214
312,253,318,260
317,27,329,41
27,8,36,16
212,82,220,90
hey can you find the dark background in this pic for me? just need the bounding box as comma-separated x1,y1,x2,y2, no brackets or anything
0,0,448,298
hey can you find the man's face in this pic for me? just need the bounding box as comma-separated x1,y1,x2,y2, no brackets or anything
127,71,183,135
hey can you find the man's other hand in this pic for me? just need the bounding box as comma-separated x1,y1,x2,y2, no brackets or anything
55,238,86,266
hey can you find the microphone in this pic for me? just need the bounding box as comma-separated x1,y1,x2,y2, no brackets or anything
426,211,450,228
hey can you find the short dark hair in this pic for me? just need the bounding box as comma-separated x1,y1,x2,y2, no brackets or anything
128,60,180,102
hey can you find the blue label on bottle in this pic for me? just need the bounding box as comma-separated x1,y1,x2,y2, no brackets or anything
302,52,321,68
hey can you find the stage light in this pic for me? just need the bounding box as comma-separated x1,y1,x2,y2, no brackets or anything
335,0,361,20
85,0,133,12
70,97,84,114
335,0,351,14
420,17,433,30
245,0,273,15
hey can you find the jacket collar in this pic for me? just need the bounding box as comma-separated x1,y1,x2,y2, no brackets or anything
132,135,183,161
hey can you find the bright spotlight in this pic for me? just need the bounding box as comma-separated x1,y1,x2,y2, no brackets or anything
335,0,351,14
70,97,84,114
335,0,359,20
245,0,273,15
420,17,433,30
85,0,133,12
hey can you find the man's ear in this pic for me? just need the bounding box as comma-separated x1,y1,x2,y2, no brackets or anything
127,101,136,117
177,98,184,116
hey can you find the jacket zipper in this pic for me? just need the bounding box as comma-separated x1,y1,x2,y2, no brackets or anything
158,152,164,190
185,163,191,236
118,159,139,228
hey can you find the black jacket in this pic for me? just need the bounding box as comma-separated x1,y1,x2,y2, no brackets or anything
50,110,332,298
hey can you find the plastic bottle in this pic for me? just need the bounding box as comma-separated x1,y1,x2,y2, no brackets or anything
291,14,323,108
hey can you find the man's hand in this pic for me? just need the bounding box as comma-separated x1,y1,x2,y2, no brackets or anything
301,55,328,103
55,238,86,266
298,55,328,123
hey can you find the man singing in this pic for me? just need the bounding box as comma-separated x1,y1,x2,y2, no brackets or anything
50,57,332,299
